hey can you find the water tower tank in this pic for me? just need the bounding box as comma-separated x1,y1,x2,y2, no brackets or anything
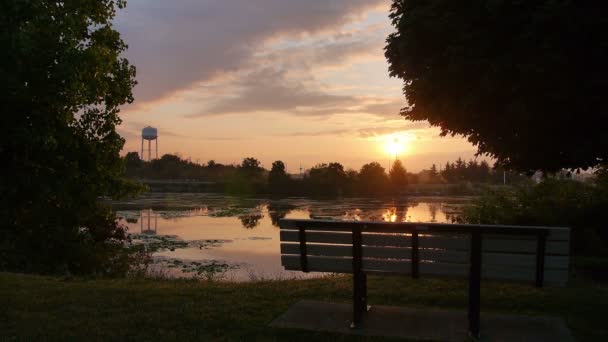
142,126,158,140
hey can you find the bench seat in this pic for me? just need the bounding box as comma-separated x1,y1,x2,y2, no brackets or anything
278,219,570,338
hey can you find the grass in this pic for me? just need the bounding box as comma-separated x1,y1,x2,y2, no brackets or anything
1,261,607,341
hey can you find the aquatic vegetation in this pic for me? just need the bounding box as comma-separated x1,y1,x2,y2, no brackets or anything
208,207,251,217
208,206,260,217
157,258,238,280
128,234,188,252
128,234,231,252
188,239,231,249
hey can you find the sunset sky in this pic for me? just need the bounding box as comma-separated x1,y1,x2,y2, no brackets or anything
115,0,482,173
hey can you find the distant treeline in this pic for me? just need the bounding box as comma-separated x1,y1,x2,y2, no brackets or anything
124,152,530,196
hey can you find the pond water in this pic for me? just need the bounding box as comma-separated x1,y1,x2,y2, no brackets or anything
113,193,471,281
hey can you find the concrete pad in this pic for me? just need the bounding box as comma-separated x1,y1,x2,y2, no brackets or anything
269,300,574,341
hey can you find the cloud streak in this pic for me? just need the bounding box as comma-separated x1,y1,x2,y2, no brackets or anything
116,0,385,102
280,121,430,138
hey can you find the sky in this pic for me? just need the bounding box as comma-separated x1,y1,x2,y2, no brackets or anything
115,0,481,173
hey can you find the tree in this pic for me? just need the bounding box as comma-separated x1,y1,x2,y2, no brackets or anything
429,164,440,183
385,0,608,173
1,1,138,274
306,162,347,196
268,160,290,194
358,162,389,195
442,162,455,183
389,159,408,192
124,152,143,178
239,157,264,179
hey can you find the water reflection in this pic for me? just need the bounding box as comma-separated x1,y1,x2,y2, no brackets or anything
140,209,158,235
380,204,419,222
428,202,439,222
115,194,469,281
267,203,294,227
239,213,263,229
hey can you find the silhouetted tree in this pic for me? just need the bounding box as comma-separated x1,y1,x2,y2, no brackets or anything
240,157,263,177
1,0,138,274
429,164,440,183
478,161,491,183
389,159,408,193
306,163,347,196
442,162,455,183
268,160,290,195
124,152,143,177
358,162,389,196
386,0,608,172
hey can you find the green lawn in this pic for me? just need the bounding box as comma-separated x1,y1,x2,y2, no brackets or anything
1,261,606,341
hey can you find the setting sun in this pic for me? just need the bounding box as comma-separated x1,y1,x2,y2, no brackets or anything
385,137,403,155
383,133,413,157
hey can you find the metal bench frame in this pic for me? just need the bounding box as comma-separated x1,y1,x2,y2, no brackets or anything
280,219,565,339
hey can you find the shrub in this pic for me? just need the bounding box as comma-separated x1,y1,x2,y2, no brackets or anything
459,179,608,256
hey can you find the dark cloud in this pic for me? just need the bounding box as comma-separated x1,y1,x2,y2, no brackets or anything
258,28,384,71
187,66,406,118
116,127,140,141
116,0,385,102
120,121,188,138
359,99,406,117
193,67,356,116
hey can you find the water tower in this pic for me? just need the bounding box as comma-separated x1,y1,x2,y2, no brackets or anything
141,126,158,161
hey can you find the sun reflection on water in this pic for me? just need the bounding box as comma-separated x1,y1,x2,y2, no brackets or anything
114,194,468,281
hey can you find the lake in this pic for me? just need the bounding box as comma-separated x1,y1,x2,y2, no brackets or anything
113,193,471,281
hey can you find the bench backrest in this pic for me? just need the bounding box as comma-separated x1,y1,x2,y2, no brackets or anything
279,219,570,286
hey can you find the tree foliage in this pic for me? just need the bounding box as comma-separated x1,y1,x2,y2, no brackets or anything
124,155,537,196
239,157,264,179
358,162,389,196
385,0,608,172
268,160,290,194
389,159,408,192
1,0,137,274
440,158,529,184
306,163,348,196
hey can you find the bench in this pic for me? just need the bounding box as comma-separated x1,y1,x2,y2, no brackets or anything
278,219,570,338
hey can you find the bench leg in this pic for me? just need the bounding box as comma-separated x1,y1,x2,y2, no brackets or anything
351,272,365,328
362,273,367,311
364,275,371,312
351,227,365,328
468,232,482,339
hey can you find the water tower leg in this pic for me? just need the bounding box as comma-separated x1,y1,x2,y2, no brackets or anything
148,140,151,161
156,139,158,159
141,138,144,160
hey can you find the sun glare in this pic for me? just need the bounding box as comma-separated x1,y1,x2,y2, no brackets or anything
385,138,403,155
383,134,412,156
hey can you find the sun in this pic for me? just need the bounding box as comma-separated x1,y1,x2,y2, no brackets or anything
375,133,415,158
385,136,405,155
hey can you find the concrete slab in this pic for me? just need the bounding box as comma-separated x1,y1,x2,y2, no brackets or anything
269,300,574,341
